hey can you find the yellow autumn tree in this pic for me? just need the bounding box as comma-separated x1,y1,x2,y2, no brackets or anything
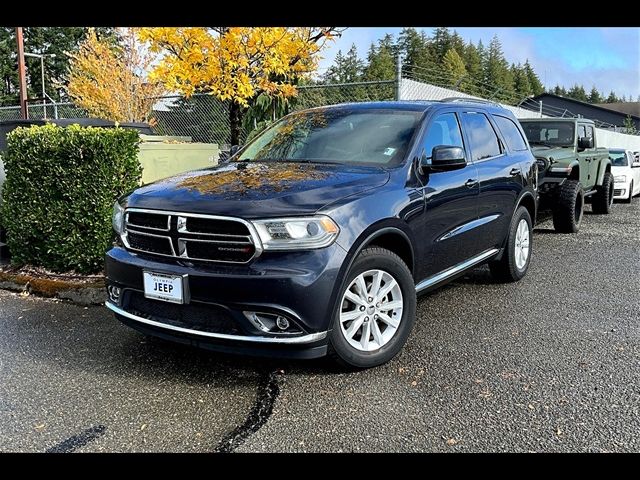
138,27,341,144
65,28,166,123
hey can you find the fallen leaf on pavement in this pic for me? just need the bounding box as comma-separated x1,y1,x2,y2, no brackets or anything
34,423,45,432
446,438,458,446
140,424,147,431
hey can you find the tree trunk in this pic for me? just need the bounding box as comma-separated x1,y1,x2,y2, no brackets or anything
229,100,243,146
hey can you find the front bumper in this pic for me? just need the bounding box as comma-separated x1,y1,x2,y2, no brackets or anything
613,181,630,200
105,244,348,358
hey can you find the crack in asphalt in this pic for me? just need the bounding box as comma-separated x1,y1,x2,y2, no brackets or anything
214,370,281,453
45,425,107,453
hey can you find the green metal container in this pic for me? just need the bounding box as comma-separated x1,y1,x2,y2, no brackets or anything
137,136,219,185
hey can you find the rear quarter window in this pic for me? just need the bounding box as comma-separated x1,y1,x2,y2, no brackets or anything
494,115,529,151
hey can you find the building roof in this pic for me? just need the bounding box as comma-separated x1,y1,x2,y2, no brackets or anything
594,102,640,118
532,93,640,121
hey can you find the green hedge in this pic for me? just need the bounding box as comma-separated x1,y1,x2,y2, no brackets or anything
0,124,141,273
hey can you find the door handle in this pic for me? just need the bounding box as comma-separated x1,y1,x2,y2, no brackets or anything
509,168,520,176
465,178,478,188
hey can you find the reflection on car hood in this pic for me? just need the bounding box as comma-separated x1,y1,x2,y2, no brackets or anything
125,161,390,217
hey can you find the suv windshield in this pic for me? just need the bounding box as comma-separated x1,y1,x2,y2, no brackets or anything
237,108,422,167
521,121,575,147
609,151,628,166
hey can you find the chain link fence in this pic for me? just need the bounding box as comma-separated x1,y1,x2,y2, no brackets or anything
1,67,636,143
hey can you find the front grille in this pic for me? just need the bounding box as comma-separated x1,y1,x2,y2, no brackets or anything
185,217,250,236
122,209,259,264
127,231,173,255
125,291,240,335
127,211,170,230
185,239,255,263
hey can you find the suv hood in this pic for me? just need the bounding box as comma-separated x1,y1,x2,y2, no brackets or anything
530,145,573,157
126,161,390,217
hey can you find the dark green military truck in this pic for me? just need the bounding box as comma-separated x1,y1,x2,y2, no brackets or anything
519,118,613,233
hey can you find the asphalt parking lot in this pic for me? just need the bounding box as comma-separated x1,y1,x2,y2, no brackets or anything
1,200,638,452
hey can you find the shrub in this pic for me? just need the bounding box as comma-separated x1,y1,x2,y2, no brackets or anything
0,124,141,273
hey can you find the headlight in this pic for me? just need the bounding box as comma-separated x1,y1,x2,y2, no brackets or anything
251,216,339,250
550,165,572,174
614,175,627,183
112,201,125,235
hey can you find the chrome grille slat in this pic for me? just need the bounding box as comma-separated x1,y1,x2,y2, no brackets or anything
122,208,262,264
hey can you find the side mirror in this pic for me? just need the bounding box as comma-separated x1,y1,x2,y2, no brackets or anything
632,161,640,169
219,144,240,162
578,137,593,150
421,145,467,172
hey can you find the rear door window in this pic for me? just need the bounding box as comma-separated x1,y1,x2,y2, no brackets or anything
494,115,528,151
461,112,502,161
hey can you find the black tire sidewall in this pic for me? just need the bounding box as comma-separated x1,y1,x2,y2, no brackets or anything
328,247,416,368
593,172,614,213
625,181,633,203
553,180,583,233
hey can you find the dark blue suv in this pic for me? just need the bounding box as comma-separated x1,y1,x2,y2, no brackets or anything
106,100,537,368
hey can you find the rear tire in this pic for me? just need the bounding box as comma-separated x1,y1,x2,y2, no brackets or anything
624,181,633,204
592,171,614,214
328,247,416,369
552,180,584,233
489,206,532,282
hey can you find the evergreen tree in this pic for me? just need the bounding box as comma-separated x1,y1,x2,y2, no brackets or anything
523,60,544,96
484,35,515,102
588,86,603,104
323,45,364,84
450,32,466,56
363,38,396,81
462,41,484,96
511,63,532,98
606,91,619,103
397,28,434,81
567,84,588,102
552,84,567,96
442,48,467,88
431,27,453,64
623,114,637,135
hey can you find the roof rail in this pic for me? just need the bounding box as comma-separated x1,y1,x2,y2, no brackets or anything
440,97,501,106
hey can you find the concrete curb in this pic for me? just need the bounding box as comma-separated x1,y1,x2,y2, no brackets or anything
0,271,105,306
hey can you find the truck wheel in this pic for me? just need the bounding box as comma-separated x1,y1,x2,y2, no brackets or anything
328,247,416,369
489,206,532,282
624,181,633,204
552,180,584,233
592,171,614,214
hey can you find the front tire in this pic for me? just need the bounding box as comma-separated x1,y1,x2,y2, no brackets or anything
328,247,416,369
489,206,532,282
552,180,584,233
592,171,614,214
624,181,633,204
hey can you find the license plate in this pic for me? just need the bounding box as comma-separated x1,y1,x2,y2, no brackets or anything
143,271,185,304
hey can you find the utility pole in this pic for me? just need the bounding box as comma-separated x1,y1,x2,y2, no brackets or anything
395,54,402,101
16,27,28,119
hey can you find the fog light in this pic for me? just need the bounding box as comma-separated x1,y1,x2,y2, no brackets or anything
243,311,301,334
276,316,290,330
108,285,121,303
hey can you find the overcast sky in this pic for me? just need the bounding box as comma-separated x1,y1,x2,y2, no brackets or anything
318,27,640,100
